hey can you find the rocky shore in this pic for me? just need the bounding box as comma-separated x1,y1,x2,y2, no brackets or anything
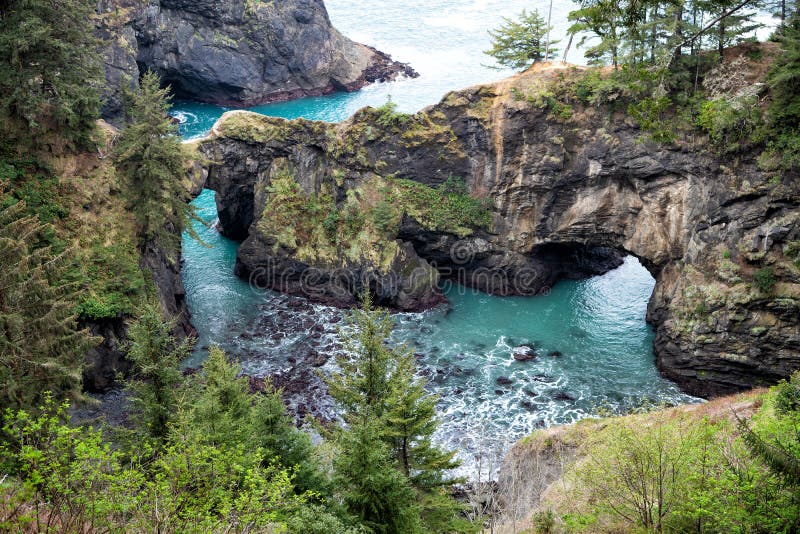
94,0,416,120
191,60,800,398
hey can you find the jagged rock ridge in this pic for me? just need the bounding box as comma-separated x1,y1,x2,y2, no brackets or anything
94,0,416,119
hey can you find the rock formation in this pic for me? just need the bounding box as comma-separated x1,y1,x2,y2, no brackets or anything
95,0,415,119
192,58,799,397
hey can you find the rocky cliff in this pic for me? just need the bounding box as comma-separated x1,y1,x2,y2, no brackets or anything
95,0,415,119
192,59,799,397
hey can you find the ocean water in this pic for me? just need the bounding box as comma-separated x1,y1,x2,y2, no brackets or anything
174,0,583,139
178,0,700,474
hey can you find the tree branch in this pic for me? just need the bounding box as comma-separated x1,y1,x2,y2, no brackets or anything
675,0,756,53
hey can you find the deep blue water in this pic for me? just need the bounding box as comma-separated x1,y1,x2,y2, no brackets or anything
178,0,700,472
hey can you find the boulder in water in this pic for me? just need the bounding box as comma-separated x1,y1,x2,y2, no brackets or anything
512,345,537,361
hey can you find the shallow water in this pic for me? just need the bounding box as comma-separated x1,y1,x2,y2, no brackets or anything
178,0,701,475
182,191,697,475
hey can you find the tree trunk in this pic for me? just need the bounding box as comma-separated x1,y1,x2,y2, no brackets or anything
545,0,554,60
673,4,684,61
562,32,574,63
650,6,658,62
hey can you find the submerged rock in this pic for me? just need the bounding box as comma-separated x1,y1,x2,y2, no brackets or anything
553,391,576,402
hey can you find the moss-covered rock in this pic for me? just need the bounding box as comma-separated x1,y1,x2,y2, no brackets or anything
195,57,800,395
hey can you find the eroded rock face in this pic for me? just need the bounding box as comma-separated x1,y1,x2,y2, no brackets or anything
193,64,800,397
95,0,414,121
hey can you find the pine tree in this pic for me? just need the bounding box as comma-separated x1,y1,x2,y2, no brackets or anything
0,197,93,411
765,12,800,169
183,346,252,448
484,8,560,70
326,294,471,533
125,303,191,441
249,387,331,498
767,13,800,130
384,356,461,490
0,0,102,147
113,71,201,251
327,294,395,420
333,419,422,534
384,355,471,533
701,0,763,59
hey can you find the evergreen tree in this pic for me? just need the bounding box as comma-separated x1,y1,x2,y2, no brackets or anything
484,8,560,70
249,387,331,498
384,356,461,491
326,294,471,533
0,0,102,147
702,0,763,58
333,419,422,534
384,356,471,533
765,12,800,169
327,294,395,420
568,0,626,68
740,372,800,489
180,346,332,499
183,346,252,448
113,71,201,251
125,303,192,441
0,196,93,411
767,12,800,130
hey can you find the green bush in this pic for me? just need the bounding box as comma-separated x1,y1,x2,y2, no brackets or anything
754,267,777,294
374,100,411,129
371,199,397,234
628,96,676,143
697,96,763,151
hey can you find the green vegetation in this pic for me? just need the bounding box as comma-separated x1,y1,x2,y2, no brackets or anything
0,373,334,532
0,195,94,412
514,378,800,532
326,295,474,533
391,176,492,237
256,168,490,270
374,99,412,128
492,1,800,158
0,0,102,148
485,8,559,70
125,303,192,441
763,13,800,170
114,71,201,250
754,266,777,294
0,300,479,532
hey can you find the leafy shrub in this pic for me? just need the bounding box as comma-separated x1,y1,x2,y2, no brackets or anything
528,90,573,120
371,199,397,234
323,209,339,240
531,509,556,533
697,96,763,151
374,100,411,129
754,267,777,294
628,96,676,143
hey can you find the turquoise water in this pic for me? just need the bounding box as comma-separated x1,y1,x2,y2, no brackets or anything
174,0,584,138
182,192,696,471
179,0,700,471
